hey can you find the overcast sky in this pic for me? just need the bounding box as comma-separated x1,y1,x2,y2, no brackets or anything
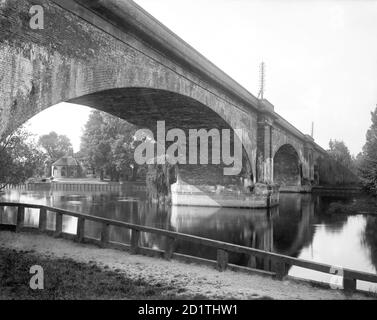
27,0,377,154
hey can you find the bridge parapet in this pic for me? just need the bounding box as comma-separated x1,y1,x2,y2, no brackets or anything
258,99,275,114
52,0,262,114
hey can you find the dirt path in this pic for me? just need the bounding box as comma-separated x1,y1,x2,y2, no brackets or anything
0,231,373,300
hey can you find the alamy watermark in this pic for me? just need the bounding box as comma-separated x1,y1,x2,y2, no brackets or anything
29,5,44,30
29,265,44,290
329,266,344,290
134,121,244,176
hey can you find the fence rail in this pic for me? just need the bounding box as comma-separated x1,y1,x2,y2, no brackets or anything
2,182,146,192
1,201,376,293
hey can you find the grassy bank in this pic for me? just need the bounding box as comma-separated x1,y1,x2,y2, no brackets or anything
0,248,198,300
327,195,377,215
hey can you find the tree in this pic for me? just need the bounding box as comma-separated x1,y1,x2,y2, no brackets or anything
327,139,356,173
358,107,377,193
0,128,45,190
80,111,141,181
38,132,72,162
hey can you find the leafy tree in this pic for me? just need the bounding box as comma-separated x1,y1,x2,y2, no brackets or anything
112,135,139,181
0,128,45,190
80,111,141,181
38,132,72,162
358,107,377,193
327,139,356,173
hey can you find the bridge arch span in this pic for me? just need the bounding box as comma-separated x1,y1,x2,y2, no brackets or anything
0,0,259,185
273,144,302,187
0,0,334,206
71,87,255,185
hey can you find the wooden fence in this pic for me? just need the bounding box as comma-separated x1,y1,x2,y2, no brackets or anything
3,182,146,193
1,201,377,294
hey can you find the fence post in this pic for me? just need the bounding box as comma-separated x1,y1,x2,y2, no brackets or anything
273,260,288,280
217,249,228,272
38,207,47,232
54,212,63,238
164,236,176,261
248,255,257,269
100,223,110,248
16,206,25,232
343,277,356,293
76,217,85,243
130,229,140,254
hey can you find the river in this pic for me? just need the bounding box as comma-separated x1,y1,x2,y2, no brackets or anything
1,185,377,293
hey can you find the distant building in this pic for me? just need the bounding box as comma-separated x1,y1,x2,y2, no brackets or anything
51,156,83,179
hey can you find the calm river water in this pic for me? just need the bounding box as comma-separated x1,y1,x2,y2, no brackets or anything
1,185,377,292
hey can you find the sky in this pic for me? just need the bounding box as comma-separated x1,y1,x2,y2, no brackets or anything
26,0,377,154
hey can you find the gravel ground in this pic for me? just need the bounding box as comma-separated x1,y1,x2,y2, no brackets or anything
0,231,373,300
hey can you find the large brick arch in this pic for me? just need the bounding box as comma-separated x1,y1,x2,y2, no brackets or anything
70,87,255,185
0,0,257,180
273,144,302,187
271,128,305,165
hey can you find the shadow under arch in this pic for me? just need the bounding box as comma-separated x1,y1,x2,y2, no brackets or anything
70,87,240,133
69,87,254,184
4,87,253,191
273,144,302,187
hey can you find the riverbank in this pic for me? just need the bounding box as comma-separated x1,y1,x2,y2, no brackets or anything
0,232,374,300
326,195,377,216
0,247,174,300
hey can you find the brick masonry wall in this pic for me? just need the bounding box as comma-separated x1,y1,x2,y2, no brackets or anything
1,0,345,190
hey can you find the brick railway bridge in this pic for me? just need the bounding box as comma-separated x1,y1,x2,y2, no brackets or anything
0,0,355,208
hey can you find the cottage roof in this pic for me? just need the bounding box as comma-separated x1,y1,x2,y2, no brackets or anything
52,156,80,167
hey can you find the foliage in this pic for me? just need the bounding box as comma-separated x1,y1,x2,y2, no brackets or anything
146,155,177,203
38,131,73,162
358,107,377,193
319,140,360,187
80,111,142,181
0,128,45,190
317,155,360,187
327,139,356,173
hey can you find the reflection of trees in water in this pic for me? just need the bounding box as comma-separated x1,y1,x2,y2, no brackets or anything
362,216,377,271
162,206,275,265
6,188,373,275
314,195,351,234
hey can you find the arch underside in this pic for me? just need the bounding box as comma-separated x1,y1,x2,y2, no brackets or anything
273,144,301,187
71,88,231,132
70,88,253,186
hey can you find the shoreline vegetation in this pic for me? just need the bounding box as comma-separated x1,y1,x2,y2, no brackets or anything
326,195,377,216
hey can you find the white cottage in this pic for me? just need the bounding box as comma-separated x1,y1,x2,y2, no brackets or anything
52,156,82,179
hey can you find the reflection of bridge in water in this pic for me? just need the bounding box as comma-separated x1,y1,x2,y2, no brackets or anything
96,193,312,275
0,188,316,276
163,194,316,274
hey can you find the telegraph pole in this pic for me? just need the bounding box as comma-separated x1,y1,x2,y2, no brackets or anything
258,62,266,100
